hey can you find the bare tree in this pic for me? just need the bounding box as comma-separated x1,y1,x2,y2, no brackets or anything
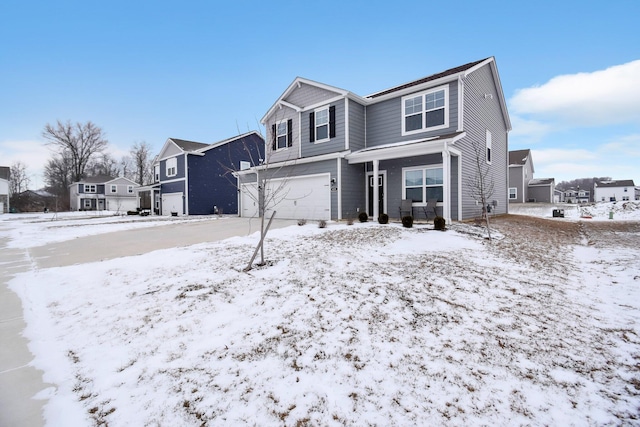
43,153,74,211
466,140,495,241
85,152,120,177
9,161,30,195
130,141,153,185
42,120,108,182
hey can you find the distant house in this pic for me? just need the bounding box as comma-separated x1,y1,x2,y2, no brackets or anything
243,57,511,222
508,149,555,203
149,131,264,216
0,166,9,213
593,179,636,202
565,188,590,204
69,175,140,212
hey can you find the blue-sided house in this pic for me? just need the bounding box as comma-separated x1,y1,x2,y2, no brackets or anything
150,131,264,216
239,57,511,222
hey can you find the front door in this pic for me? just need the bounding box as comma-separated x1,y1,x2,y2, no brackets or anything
367,173,385,216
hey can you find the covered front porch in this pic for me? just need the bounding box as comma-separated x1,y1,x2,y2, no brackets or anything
346,132,465,224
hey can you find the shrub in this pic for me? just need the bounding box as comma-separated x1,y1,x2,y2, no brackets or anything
434,216,446,231
378,213,389,224
297,219,307,226
346,218,354,225
401,215,413,228
318,220,327,228
358,212,368,223
127,210,139,215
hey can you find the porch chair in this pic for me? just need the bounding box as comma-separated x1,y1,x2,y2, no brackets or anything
422,198,438,220
399,199,413,218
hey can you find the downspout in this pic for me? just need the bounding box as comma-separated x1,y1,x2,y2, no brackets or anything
443,143,451,224
337,158,342,220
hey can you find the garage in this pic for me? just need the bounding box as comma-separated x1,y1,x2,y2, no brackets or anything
240,183,259,218
241,174,331,220
162,192,184,215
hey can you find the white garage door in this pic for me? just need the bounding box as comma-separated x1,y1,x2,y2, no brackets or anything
107,198,137,213
162,192,184,216
241,174,331,220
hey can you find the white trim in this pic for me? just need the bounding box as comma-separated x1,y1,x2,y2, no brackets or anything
278,100,302,112
237,150,350,174
485,129,492,165
303,95,344,113
457,76,464,132
345,98,350,150
275,119,289,151
110,184,117,193
401,85,449,136
442,149,450,223
184,154,189,215
509,187,517,200
337,158,342,220
166,157,177,177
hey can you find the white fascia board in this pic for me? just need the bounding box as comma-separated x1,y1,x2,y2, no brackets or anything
241,150,350,173
261,77,349,123
197,131,262,154
348,133,466,164
156,138,184,161
364,74,463,104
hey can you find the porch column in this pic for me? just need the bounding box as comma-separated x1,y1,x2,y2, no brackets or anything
442,149,451,223
372,159,379,221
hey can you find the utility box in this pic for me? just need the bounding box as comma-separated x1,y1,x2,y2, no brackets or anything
552,209,565,218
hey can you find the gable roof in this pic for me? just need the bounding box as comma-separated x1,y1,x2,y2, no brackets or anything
509,149,531,166
197,131,263,154
169,138,209,152
80,174,115,184
366,58,488,99
529,178,555,186
596,179,635,188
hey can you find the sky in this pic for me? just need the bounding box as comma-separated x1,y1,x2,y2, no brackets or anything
1,0,639,189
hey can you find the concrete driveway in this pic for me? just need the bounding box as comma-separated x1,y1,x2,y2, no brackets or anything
0,216,296,426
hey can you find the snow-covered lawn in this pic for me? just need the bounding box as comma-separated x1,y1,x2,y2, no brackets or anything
3,205,640,426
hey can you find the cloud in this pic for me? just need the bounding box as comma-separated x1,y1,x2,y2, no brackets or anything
509,115,553,142
510,60,640,127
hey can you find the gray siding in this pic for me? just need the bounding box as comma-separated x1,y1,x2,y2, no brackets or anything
528,185,553,203
459,64,509,220
285,82,341,108
340,160,365,219
264,104,299,164
508,166,525,203
365,81,459,147
301,100,345,157
348,100,366,152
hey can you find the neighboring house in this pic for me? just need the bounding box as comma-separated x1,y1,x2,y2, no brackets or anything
636,186,640,201
593,179,636,202
565,188,590,204
554,188,565,203
507,149,555,203
527,178,555,203
69,175,140,212
508,149,534,203
149,131,264,216
0,166,9,213
241,57,511,222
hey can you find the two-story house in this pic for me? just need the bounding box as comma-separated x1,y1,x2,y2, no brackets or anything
69,175,140,212
239,57,511,222
593,179,636,202
150,131,264,216
0,166,9,214
565,188,590,204
508,149,555,203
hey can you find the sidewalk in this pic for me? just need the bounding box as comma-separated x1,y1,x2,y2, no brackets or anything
0,217,296,426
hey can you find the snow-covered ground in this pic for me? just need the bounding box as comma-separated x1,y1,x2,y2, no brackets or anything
509,200,640,221
2,206,640,426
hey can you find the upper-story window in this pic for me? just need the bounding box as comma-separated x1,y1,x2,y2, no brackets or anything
309,105,336,143
84,184,96,193
166,157,177,177
402,86,448,135
272,119,293,151
127,185,134,194
110,185,117,193
154,165,160,182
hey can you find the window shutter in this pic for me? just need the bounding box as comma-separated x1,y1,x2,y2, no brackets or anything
309,112,315,142
271,124,276,151
329,105,336,138
287,119,293,147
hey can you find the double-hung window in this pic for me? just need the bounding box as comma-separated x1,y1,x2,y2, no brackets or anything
402,86,448,135
84,184,96,193
110,185,117,193
403,166,444,203
509,188,517,199
127,185,133,194
314,107,329,141
271,119,292,151
486,130,492,164
166,157,177,177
